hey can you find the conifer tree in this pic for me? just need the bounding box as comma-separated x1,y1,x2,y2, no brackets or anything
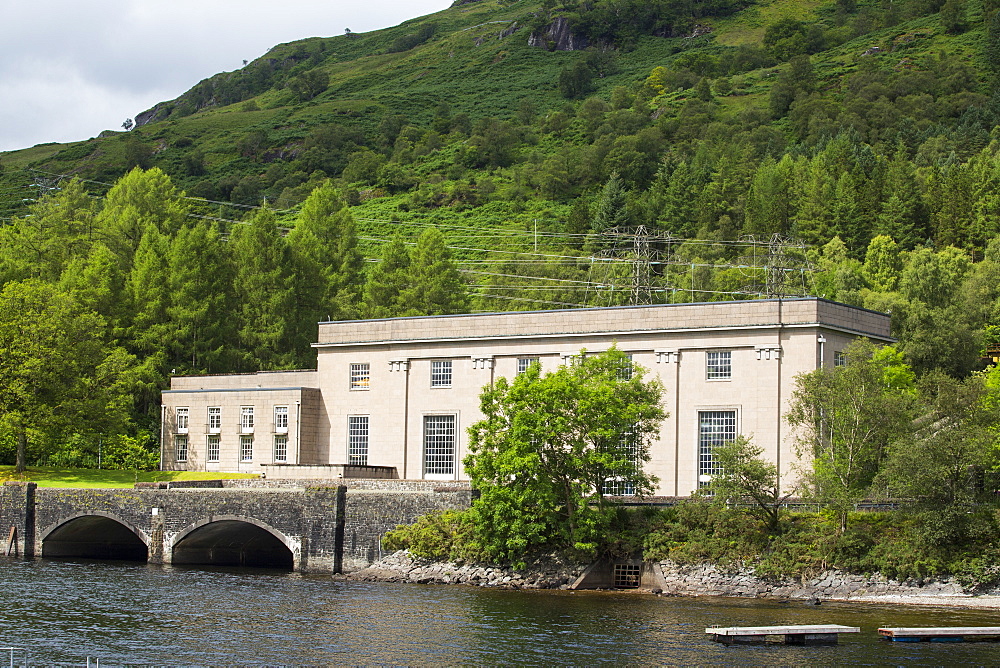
1,178,98,282
286,182,364,360
95,167,189,267
361,238,412,319
166,222,235,374
229,206,296,370
399,228,468,316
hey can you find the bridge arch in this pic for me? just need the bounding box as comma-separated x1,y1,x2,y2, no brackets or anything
170,515,297,570
40,512,150,562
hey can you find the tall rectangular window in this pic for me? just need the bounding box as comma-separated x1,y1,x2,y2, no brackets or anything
431,360,452,388
699,410,737,487
273,435,288,462
176,407,189,434
208,407,221,433
206,435,220,463
616,354,634,381
240,435,253,462
423,415,456,476
517,357,539,376
175,435,188,463
350,363,371,390
603,429,638,496
834,351,847,368
241,406,254,433
274,406,288,433
706,351,732,380
348,416,370,466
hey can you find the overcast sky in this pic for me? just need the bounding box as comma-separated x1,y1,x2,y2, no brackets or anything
0,1,450,152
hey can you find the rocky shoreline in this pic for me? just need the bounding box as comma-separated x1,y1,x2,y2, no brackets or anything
347,550,586,589
653,560,1000,608
348,551,1000,608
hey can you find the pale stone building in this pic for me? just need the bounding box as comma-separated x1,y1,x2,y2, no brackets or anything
160,298,891,496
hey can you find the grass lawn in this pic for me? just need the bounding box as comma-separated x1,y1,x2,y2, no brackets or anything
0,467,259,489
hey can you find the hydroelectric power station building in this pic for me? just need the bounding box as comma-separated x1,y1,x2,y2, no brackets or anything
160,298,891,497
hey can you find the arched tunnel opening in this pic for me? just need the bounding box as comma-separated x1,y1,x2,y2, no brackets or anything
172,520,294,570
42,516,148,561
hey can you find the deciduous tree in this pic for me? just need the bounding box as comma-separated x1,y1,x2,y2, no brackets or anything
0,281,137,472
786,338,916,531
465,348,666,563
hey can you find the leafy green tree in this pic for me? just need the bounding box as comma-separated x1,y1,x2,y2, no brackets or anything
786,339,916,531
165,222,235,374
707,435,795,533
0,281,138,472
95,167,189,267
876,371,999,504
361,238,412,319
286,183,364,355
862,234,902,292
591,171,630,234
465,348,666,563
559,60,596,99
287,69,329,101
940,0,967,33
399,228,469,316
745,156,793,235
0,178,98,282
229,206,296,370
57,244,126,336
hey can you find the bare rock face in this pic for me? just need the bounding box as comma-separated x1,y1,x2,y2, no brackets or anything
528,17,588,51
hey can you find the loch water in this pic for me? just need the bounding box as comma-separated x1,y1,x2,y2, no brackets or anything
4,558,1000,666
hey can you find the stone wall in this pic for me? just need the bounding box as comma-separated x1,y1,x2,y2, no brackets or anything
29,487,345,571
652,560,982,602
0,482,36,557
341,489,473,572
0,480,471,572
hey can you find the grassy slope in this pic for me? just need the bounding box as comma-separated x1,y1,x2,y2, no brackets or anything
0,467,258,488
0,1,987,231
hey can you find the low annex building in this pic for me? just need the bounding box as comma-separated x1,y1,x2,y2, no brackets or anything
160,298,891,496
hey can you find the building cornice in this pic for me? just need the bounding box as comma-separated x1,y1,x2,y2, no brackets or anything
311,321,894,349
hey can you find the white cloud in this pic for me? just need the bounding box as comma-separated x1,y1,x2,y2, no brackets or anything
0,0,449,152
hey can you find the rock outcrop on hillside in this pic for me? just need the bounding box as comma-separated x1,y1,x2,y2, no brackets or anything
527,17,588,51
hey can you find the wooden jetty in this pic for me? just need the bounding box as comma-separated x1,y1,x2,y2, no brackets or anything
878,627,1000,642
706,624,860,645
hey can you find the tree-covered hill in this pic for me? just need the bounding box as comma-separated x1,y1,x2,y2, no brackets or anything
2,0,1000,388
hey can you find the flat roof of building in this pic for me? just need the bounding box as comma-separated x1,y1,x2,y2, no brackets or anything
314,297,891,348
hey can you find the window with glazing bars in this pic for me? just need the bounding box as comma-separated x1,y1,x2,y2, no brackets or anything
423,415,456,475
274,406,288,432
517,357,539,375
431,360,452,387
616,354,634,381
241,406,254,432
175,435,188,462
603,429,638,496
706,351,732,380
348,416,369,466
273,435,288,462
208,407,221,432
176,407,189,432
350,363,370,390
834,351,847,367
206,435,220,463
240,435,253,462
699,410,736,487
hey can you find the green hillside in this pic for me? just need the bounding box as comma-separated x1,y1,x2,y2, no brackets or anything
2,0,1000,442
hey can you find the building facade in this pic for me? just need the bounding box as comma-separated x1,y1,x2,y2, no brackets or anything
160,298,891,496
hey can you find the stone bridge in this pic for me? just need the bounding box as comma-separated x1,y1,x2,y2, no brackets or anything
0,479,471,573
